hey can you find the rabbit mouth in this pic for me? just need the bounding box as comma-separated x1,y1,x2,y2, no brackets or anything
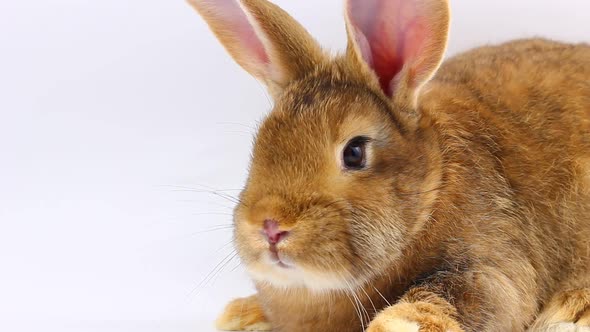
268,248,294,269
242,247,367,291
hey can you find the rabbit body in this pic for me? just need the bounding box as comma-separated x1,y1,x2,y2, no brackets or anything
249,38,590,332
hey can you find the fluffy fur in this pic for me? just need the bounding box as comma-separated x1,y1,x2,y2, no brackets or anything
188,0,590,331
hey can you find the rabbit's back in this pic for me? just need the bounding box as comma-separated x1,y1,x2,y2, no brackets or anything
423,38,590,284
426,38,590,197
430,38,590,145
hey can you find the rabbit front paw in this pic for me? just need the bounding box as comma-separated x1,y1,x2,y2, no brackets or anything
529,288,590,331
216,295,272,331
366,301,463,332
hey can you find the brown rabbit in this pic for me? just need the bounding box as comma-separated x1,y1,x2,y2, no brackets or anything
187,0,590,331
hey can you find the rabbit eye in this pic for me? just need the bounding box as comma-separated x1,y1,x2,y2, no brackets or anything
342,137,368,170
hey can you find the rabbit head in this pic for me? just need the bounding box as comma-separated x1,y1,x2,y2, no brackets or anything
189,0,450,291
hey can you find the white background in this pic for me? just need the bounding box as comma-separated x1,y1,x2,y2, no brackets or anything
0,1,588,331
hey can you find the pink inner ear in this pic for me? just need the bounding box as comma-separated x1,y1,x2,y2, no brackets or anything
202,0,269,67
348,0,430,96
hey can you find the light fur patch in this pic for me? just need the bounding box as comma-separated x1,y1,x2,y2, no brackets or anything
247,263,358,291
382,318,420,332
367,318,420,332
243,321,273,331
528,322,587,332
246,257,367,292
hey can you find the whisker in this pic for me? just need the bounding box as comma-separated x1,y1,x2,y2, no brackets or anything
329,254,369,330
206,253,240,288
189,225,233,236
347,280,368,330
191,212,234,216
171,189,242,205
327,261,361,327
229,260,242,272
190,250,238,297
338,277,363,330
215,239,235,254
221,130,255,136
215,121,257,131
372,285,391,306
174,199,234,211
155,184,247,207
155,184,242,192
359,284,377,316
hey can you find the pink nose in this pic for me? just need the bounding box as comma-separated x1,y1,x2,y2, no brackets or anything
263,219,289,245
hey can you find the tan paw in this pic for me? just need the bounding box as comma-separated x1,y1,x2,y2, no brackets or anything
530,288,590,331
366,316,420,332
578,308,590,326
216,295,272,331
366,302,463,332
529,322,590,332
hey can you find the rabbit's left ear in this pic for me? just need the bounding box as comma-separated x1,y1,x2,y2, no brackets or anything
345,0,450,110
188,0,325,99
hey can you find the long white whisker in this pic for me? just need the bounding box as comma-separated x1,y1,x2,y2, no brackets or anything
329,262,363,330
190,250,238,297
372,285,391,307
330,256,369,330
359,284,377,317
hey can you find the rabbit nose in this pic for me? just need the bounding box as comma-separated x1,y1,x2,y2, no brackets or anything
263,219,289,245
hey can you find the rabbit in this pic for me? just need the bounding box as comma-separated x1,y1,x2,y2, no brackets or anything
187,0,590,331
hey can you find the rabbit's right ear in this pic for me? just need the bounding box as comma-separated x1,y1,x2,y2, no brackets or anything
345,0,450,112
188,0,325,99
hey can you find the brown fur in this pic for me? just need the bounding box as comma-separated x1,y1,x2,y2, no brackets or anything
188,0,590,331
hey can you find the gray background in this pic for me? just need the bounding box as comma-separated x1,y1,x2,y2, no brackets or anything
0,0,588,331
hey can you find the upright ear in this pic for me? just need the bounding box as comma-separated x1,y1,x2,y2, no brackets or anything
188,0,325,98
345,0,450,110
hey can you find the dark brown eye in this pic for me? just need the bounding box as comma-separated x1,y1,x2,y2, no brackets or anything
342,137,368,170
